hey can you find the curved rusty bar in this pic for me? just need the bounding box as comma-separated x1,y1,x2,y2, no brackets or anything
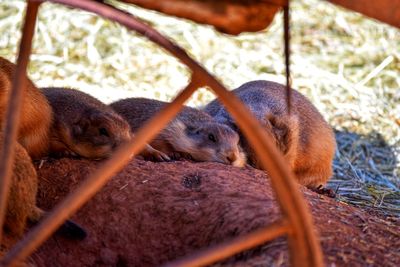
0,1,41,244
2,0,322,266
199,66,323,267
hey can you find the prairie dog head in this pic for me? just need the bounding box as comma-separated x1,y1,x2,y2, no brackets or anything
67,111,132,159
167,120,246,167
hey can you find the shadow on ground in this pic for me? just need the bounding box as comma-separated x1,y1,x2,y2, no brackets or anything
328,130,399,217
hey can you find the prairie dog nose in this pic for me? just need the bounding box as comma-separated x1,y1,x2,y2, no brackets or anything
117,131,132,144
113,133,131,150
224,148,246,167
226,152,238,164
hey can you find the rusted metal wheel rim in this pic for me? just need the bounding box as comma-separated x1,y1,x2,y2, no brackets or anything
0,1,323,266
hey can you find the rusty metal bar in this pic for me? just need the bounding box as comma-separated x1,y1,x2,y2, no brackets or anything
119,0,285,35
283,2,291,113
0,0,41,244
283,2,313,264
163,220,290,267
1,78,202,266
2,0,322,266
327,0,400,29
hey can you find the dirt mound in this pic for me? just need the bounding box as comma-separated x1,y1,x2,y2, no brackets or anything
21,158,399,266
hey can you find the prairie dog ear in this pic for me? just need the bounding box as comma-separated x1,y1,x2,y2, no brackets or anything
265,113,287,131
186,125,203,136
89,111,104,122
217,116,237,132
227,117,238,130
72,124,83,137
73,118,89,136
166,120,187,136
265,113,298,154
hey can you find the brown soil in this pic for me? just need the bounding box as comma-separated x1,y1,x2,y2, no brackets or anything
11,158,400,266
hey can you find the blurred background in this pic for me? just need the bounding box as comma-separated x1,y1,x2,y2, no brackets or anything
0,0,399,216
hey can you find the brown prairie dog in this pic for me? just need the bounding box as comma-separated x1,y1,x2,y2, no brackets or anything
0,57,52,159
110,98,246,167
2,135,86,244
41,87,168,161
204,80,336,187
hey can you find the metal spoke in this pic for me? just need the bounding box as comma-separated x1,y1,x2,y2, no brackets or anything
0,0,41,244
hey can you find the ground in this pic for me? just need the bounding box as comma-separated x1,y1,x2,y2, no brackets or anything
20,158,398,266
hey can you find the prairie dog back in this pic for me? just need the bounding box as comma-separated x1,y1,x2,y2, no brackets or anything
0,57,52,159
111,98,246,167
205,80,336,187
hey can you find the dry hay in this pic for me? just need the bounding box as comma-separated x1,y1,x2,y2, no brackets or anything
0,0,399,216
331,131,399,217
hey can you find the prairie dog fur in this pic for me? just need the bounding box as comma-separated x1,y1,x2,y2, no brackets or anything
42,88,168,161
2,135,86,243
110,98,246,167
205,80,336,187
0,57,52,159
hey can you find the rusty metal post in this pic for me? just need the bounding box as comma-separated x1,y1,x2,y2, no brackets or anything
0,0,41,244
283,2,291,113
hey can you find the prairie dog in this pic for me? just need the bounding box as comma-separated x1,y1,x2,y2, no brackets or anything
0,57,52,159
204,80,336,187
110,98,246,167
42,88,168,161
3,135,86,242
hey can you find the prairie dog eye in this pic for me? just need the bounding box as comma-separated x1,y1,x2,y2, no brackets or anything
208,133,216,143
99,127,109,137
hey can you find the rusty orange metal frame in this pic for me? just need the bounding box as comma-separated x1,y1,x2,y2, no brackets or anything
119,0,287,35
0,0,323,266
327,0,400,29
0,0,41,245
